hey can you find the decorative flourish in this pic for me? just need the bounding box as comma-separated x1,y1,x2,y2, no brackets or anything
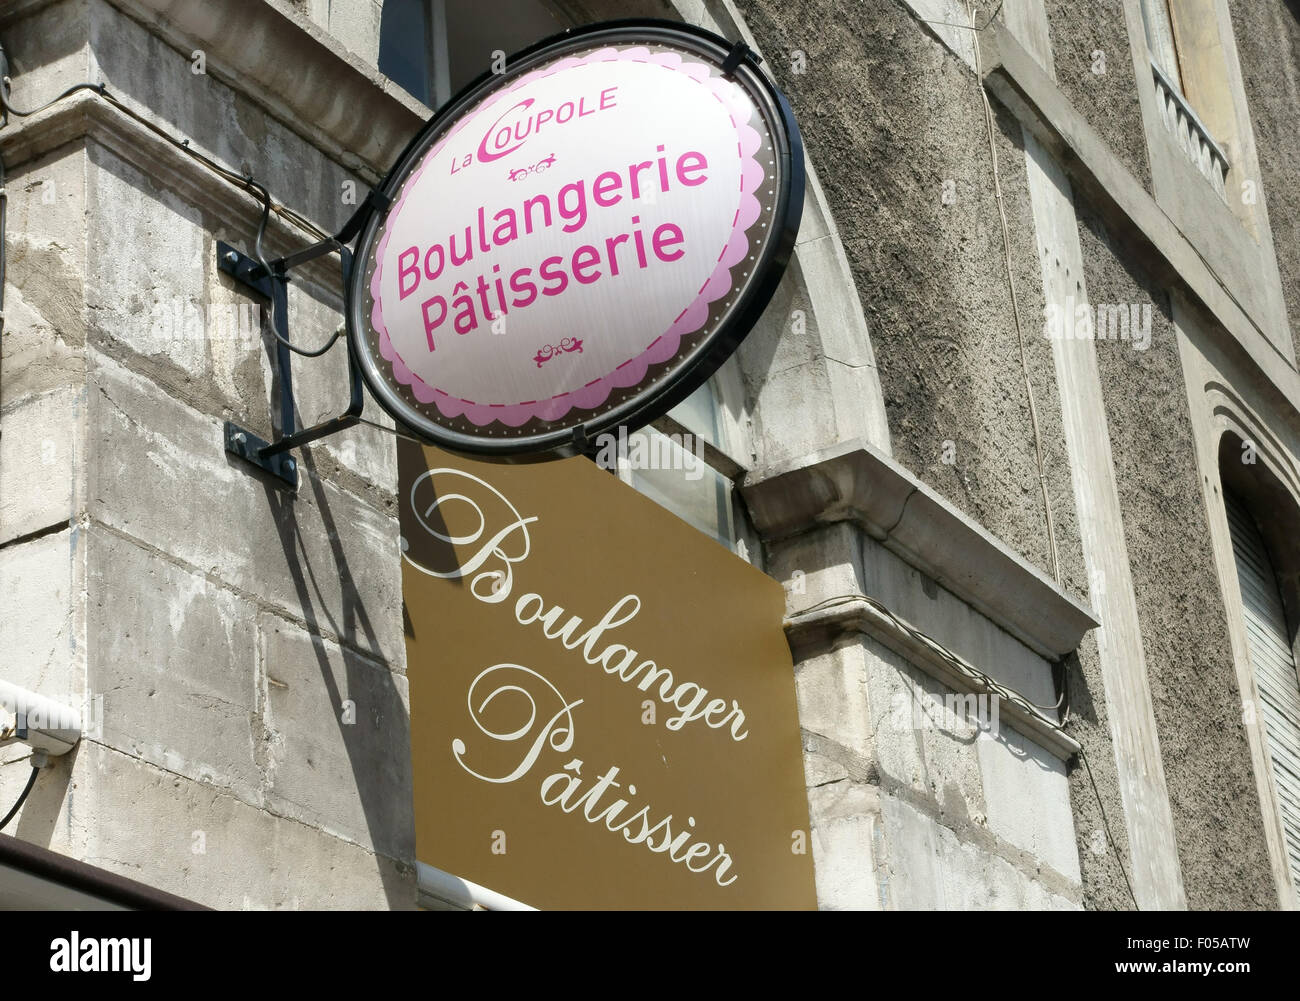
509,153,557,182
533,337,583,368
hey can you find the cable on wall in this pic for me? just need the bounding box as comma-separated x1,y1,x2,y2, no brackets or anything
0,764,39,832
793,591,1066,736
963,0,1064,588
948,2,1146,910
0,65,344,357
911,0,1005,33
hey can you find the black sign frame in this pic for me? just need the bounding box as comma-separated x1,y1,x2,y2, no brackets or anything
346,18,804,460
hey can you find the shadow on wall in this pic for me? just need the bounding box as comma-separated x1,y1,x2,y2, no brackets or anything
263,442,415,910
10,745,76,848
82,147,415,906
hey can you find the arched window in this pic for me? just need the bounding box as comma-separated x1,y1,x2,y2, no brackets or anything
1225,489,1300,889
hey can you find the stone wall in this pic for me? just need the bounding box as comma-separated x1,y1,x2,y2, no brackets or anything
1083,198,1278,908
0,0,416,908
734,0,1078,584
1229,0,1300,360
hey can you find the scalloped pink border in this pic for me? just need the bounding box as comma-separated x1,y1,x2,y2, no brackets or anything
369,45,766,429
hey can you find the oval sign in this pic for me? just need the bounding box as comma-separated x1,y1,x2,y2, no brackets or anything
349,20,803,458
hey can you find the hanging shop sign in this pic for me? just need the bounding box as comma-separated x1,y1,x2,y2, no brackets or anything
349,20,803,458
399,440,818,909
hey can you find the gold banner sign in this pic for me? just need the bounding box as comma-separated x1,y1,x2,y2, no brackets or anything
399,442,816,909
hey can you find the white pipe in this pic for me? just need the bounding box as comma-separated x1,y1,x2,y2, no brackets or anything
415,861,536,911
0,680,81,756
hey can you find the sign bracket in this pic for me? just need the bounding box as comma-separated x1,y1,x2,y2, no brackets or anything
719,39,760,78
217,238,366,492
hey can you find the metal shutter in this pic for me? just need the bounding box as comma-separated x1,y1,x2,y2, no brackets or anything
1226,491,1300,889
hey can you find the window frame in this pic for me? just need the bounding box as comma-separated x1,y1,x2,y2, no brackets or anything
1140,0,1184,93
615,357,760,561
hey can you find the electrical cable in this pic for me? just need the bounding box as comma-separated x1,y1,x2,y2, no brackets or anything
0,80,107,118
959,1,1134,906
0,77,323,234
920,2,1278,379
356,415,427,445
248,178,344,357
791,591,1066,730
965,0,1063,589
960,0,1071,723
1056,656,1071,726
0,71,346,356
1078,743,1140,909
0,764,38,832
913,0,1005,33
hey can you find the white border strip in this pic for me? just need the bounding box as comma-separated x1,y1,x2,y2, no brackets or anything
415,862,537,911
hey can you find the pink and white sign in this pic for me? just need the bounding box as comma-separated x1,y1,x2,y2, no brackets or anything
352,26,801,456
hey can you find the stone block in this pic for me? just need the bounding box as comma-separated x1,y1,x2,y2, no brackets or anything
866,642,986,821
87,529,261,800
0,528,82,709
878,792,948,908
879,792,1079,909
1,0,94,111
0,386,83,544
326,0,383,64
86,147,210,379
259,611,413,860
86,350,406,668
745,361,837,468
54,741,416,909
806,779,883,910
766,521,865,609
975,727,1082,883
2,146,91,405
793,639,873,761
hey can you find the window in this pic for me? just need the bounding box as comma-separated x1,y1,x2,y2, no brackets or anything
1225,490,1300,891
613,372,750,553
1138,0,1253,223
379,0,569,109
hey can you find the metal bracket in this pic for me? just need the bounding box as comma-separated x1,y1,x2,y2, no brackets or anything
720,40,761,78
223,421,301,488
217,239,364,492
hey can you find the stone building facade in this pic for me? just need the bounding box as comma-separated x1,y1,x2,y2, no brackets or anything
1,0,1298,910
